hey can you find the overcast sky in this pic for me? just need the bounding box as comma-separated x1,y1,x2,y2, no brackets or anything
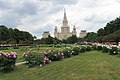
0,0,120,38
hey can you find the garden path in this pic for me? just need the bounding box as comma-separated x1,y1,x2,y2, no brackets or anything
15,61,26,66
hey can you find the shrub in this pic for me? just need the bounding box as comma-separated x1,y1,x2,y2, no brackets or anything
109,47,119,55
13,46,19,49
0,47,9,50
80,46,86,53
46,50,63,61
72,47,80,55
102,46,109,53
86,46,92,51
96,46,102,51
23,51,44,67
62,48,71,58
0,52,17,72
92,45,97,50
23,50,64,67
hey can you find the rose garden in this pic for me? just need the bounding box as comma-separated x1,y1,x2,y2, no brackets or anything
0,44,120,80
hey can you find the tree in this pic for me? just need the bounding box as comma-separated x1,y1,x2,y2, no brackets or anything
97,28,106,36
66,35,78,44
101,17,120,35
103,30,120,45
84,32,98,42
53,37,61,44
0,25,34,44
40,36,54,44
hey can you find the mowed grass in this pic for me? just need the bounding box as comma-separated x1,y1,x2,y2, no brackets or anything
0,51,120,80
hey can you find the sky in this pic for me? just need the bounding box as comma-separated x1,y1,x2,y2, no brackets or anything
0,0,120,38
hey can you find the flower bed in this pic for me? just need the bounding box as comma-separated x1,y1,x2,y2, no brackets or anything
23,50,64,67
0,52,17,72
92,45,120,54
22,46,90,68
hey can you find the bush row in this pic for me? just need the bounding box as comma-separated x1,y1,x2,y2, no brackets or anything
95,45,120,55
23,45,93,67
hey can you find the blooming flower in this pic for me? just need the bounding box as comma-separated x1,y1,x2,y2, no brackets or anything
54,54,57,57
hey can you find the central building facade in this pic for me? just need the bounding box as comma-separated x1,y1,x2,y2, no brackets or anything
54,9,76,40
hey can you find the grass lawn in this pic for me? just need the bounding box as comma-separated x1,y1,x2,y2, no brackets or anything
0,51,120,80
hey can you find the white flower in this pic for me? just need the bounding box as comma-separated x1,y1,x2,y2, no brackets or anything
40,64,43,67
114,51,116,53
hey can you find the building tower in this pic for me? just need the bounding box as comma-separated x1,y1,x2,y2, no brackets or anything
72,25,76,35
79,30,87,38
61,8,70,33
54,26,58,38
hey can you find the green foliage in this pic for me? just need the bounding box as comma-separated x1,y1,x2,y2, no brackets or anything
0,47,9,50
102,46,109,53
0,52,17,72
40,36,54,44
102,30,120,43
97,17,120,43
0,25,34,44
96,46,102,51
84,32,98,42
62,48,72,58
92,45,97,50
45,51,63,61
97,28,106,36
72,47,80,55
66,35,78,44
23,52,44,67
109,47,119,55
86,46,92,51
80,46,86,53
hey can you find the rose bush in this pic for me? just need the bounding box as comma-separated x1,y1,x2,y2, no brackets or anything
0,52,17,72
23,50,64,67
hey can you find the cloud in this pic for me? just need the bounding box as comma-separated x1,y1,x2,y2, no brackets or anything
0,0,11,10
0,0,120,38
13,0,40,15
41,0,78,5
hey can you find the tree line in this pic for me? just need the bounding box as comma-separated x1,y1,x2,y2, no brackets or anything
0,25,34,44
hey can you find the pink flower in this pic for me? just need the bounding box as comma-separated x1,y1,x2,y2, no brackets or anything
13,52,17,55
49,60,52,62
54,54,57,57
13,55,17,58
44,57,49,61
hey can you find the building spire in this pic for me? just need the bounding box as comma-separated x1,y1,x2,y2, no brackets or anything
62,8,69,28
64,8,66,18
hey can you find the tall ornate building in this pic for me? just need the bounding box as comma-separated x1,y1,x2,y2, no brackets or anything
54,9,76,40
